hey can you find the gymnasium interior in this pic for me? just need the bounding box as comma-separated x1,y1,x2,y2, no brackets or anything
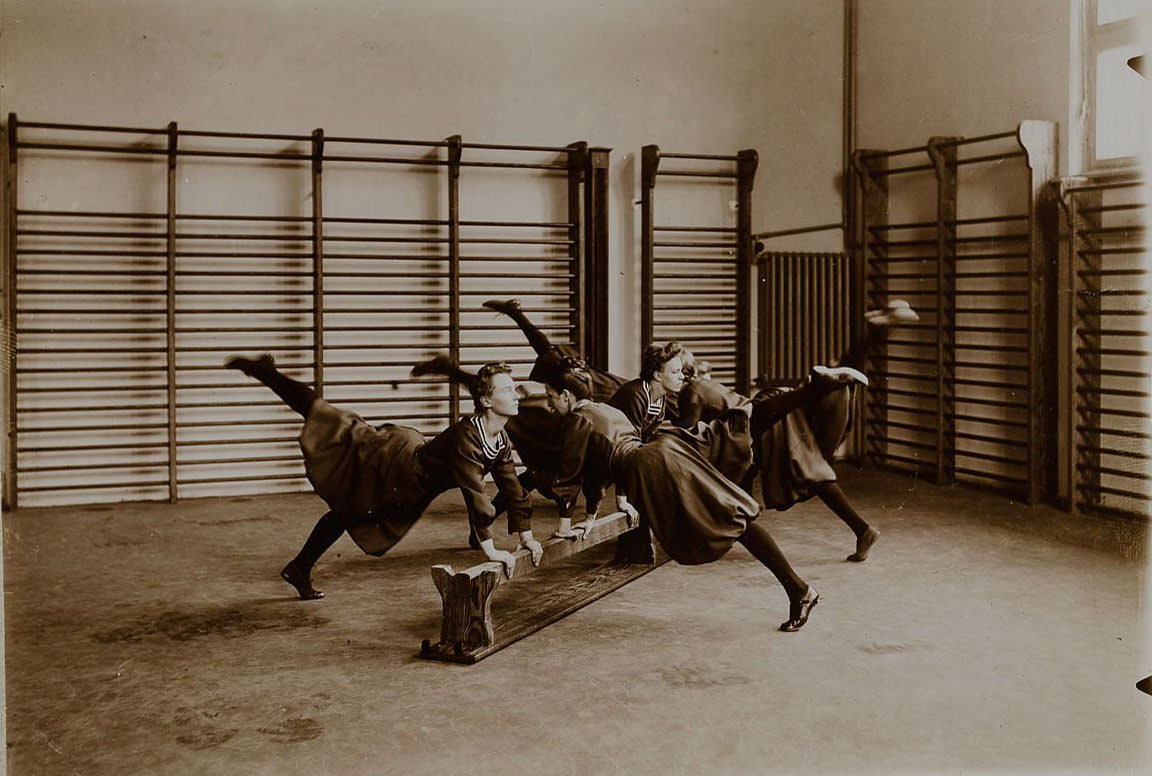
1,1,1149,774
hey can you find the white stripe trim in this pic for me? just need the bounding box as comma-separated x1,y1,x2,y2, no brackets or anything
470,414,505,460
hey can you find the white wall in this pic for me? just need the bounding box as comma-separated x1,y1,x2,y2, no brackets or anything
856,0,1070,157
0,0,846,375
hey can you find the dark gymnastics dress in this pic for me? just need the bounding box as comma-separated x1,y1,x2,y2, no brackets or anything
750,384,857,510
674,377,754,484
607,378,675,441
299,399,532,555
548,401,761,565
487,348,629,514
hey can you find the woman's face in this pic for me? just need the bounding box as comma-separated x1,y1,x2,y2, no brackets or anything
657,356,684,393
545,386,572,416
484,372,520,417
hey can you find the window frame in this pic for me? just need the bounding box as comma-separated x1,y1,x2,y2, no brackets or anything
1070,0,1143,174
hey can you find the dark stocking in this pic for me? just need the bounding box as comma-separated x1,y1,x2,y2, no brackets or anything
484,299,553,355
226,354,316,418
282,510,346,599
815,482,869,537
737,522,808,604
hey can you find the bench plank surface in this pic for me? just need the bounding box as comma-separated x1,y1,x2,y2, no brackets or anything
422,542,669,664
419,512,668,663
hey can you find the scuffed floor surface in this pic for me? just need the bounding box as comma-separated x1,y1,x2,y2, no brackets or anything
3,469,1149,776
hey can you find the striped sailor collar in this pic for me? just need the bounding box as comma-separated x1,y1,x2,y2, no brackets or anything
470,414,506,460
641,381,664,415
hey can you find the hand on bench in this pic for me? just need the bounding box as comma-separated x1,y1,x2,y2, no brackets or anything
552,514,599,541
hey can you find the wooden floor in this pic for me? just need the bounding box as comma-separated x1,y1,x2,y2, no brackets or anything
2,468,1148,776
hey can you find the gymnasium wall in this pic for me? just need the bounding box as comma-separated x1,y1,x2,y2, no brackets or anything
0,0,846,505
0,0,846,376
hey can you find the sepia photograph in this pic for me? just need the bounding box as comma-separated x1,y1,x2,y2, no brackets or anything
0,1,1149,774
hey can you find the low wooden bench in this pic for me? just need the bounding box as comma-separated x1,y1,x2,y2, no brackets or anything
419,512,669,663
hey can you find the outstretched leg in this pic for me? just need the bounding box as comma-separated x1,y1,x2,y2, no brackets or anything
750,365,867,441
226,354,316,417
281,510,347,600
483,298,553,356
410,354,479,392
737,522,820,631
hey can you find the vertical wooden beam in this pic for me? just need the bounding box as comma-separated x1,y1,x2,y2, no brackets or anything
1018,120,1059,505
852,149,888,468
842,0,856,257
1068,184,1104,514
3,114,18,509
586,147,611,371
566,142,588,358
310,129,325,399
446,136,462,422
927,137,959,486
755,248,767,382
640,145,659,353
165,122,179,503
736,149,758,396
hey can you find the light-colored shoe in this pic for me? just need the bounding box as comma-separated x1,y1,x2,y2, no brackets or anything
866,299,919,326
811,364,869,388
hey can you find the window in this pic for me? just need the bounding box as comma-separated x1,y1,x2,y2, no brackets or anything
1071,0,1145,172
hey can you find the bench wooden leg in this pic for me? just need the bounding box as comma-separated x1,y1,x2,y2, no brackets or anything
421,564,501,660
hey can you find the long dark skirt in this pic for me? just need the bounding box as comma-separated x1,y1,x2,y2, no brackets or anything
299,399,434,556
615,433,761,565
758,386,854,510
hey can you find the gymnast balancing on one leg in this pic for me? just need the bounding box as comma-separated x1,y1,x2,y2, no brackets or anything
534,356,823,632
746,300,919,563
225,355,543,599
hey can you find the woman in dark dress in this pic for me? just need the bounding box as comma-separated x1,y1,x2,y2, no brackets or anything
746,300,919,562
536,356,824,632
409,354,607,540
225,355,542,599
606,341,684,439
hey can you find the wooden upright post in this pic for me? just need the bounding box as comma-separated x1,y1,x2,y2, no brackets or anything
1018,120,1059,505
585,147,611,370
446,135,462,421
927,137,959,486
165,122,179,503
736,149,758,396
310,129,326,399
2,113,17,509
640,145,660,352
566,142,588,357
852,149,889,469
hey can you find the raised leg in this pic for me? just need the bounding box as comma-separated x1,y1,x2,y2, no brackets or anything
483,298,553,356
410,354,478,392
226,354,317,417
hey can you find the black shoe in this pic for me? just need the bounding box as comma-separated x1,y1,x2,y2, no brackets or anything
225,353,275,377
847,526,879,562
281,560,324,600
780,586,819,632
482,298,522,316
410,354,454,378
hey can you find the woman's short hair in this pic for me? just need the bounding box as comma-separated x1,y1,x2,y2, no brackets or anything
473,362,513,411
640,340,685,381
679,348,697,380
538,355,593,400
